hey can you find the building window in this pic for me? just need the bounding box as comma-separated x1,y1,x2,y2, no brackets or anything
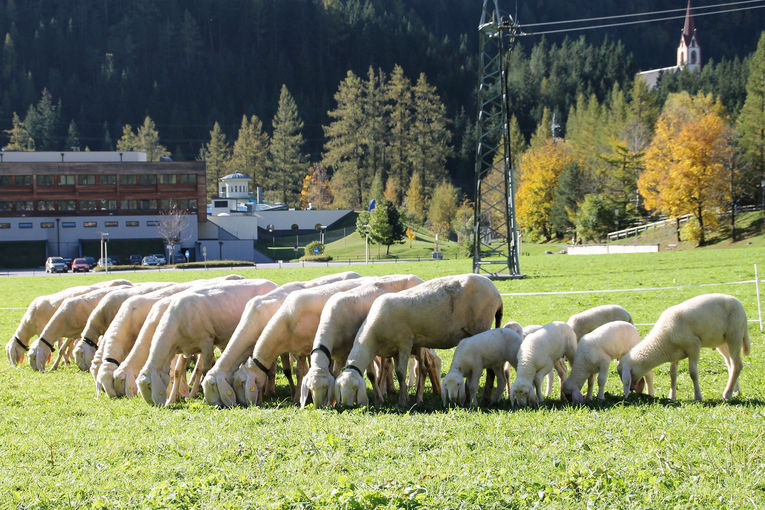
36,175,55,186
139,175,157,185
18,222,32,229
98,199,117,211
58,175,75,186
140,199,157,210
79,200,97,211
62,222,75,228
0,223,10,228
125,220,139,227
160,175,177,185
104,221,118,227
37,200,56,212
58,200,76,212
179,174,197,184
16,201,33,212
160,199,178,210
83,221,97,228
40,222,54,228
100,175,117,185
0,175,12,186
119,175,137,185
78,175,97,185
146,220,159,227
120,199,138,211
214,200,227,208
179,199,198,210
0,201,12,212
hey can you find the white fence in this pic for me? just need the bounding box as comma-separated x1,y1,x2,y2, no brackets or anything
607,214,693,241
567,244,659,255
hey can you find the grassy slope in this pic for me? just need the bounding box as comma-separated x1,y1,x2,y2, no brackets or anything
0,250,763,508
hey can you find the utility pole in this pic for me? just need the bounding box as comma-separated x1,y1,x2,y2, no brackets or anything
473,0,524,279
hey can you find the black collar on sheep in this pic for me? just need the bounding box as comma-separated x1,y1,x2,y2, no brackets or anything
104,357,121,367
250,356,270,374
311,344,332,361
14,336,28,351
82,337,98,349
39,337,55,352
345,364,364,378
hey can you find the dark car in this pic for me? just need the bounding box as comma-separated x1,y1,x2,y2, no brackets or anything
128,254,143,265
110,255,122,265
83,256,97,269
62,257,73,269
71,258,90,272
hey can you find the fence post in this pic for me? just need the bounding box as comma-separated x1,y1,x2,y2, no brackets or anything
756,264,763,332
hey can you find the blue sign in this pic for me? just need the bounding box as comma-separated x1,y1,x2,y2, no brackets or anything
313,247,320,255
368,199,376,212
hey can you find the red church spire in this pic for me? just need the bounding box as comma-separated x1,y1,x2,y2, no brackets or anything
682,0,696,46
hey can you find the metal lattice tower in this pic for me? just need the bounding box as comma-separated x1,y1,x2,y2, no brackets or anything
472,0,523,279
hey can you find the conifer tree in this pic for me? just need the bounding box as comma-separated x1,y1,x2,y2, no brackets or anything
365,171,384,208
23,88,61,151
404,171,426,225
227,115,269,187
385,65,413,204
4,112,34,150
268,85,306,206
427,180,459,241
737,32,765,205
410,73,452,196
200,121,231,197
65,120,80,150
117,116,170,161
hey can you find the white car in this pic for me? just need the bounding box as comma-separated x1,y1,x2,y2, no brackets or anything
45,257,68,273
151,254,167,265
142,256,160,266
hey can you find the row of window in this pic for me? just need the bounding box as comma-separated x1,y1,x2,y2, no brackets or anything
0,219,165,229
0,199,198,213
0,174,197,186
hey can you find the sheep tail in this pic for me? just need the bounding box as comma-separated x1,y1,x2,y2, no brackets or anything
743,328,750,357
495,303,503,329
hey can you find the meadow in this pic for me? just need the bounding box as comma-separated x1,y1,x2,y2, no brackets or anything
0,248,763,509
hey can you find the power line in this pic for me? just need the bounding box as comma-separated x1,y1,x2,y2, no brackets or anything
521,0,764,28
521,4,765,37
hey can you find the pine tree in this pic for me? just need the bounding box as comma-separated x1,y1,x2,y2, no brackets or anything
116,124,137,152
363,67,387,188
365,170,384,208
410,72,452,196
200,121,231,197
737,32,765,205
65,120,80,150
4,112,34,150
227,115,269,187
268,85,306,207
368,199,406,255
23,88,61,151
385,65,413,204
136,116,170,161
427,180,459,241
404,171,426,225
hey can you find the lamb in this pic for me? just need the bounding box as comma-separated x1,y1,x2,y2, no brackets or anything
94,275,243,396
335,273,503,408
27,284,132,372
201,271,361,408
297,274,424,408
567,304,632,341
5,279,130,366
232,276,380,407
136,279,278,406
561,321,644,402
509,321,577,407
442,326,523,407
618,293,750,401
73,282,176,371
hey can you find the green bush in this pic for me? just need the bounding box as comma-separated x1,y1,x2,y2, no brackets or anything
305,240,325,255
93,264,155,272
299,254,333,262
174,260,255,269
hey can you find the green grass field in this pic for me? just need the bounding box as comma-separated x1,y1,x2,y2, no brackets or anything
1,248,763,508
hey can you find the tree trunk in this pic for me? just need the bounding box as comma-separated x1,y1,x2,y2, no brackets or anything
697,206,705,246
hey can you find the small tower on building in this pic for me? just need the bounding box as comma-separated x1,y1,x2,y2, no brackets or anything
677,0,701,71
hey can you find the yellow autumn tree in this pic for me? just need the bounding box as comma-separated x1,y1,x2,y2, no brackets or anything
299,164,333,209
639,92,732,245
516,140,578,240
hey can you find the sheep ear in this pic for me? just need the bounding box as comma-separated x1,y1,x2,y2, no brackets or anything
125,371,138,398
216,373,236,408
458,380,466,406
151,371,166,406
620,365,632,397
572,388,583,404
441,383,448,407
356,378,368,406
244,373,259,407
326,373,336,407
299,377,311,408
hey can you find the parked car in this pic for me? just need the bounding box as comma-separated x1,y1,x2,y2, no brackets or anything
71,258,90,272
110,255,122,265
45,257,68,273
152,254,167,265
97,257,115,267
62,257,73,269
128,254,142,265
83,256,97,268
141,256,160,266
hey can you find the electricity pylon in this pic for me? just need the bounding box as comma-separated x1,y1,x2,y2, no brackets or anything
472,0,523,280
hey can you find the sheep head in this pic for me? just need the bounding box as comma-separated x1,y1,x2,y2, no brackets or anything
202,370,238,408
232,360,267,406
73,340,96,371
502,321,524,338
561,379,583,404
28,339,52,372
6,336,27,366
136,367,170,406
112,365,137,398
618,358,643,397
334,368,368,407
442,371,466,407
509,378,536,407
299,366,335,409
97,363,119,397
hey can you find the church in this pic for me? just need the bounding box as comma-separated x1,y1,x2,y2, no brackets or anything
637,0,701,89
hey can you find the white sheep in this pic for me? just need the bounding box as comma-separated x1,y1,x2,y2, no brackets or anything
297,274,424,408
73,282,175,371
509,321,577,407
442,326,523,407
335,273,503,408
201,271,361,408
500,324,542,399
136,279,278,406
561,321,644,402
94,275,243,396
618,293,750,401
567,304,633,341
232,277,380,407
28,284,132,372
5,279,130,366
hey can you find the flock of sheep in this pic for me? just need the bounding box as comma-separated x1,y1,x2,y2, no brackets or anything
4,271,752,408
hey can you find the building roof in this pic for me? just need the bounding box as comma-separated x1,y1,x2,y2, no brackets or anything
221,172,251,181
682,0,697,46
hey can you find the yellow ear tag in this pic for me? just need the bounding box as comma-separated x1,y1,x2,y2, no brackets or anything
250,387,255,392
227,390,232,396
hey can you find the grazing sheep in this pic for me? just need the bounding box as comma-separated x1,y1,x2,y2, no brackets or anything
94,275,243,396
335,273,503,408
28,284,132,372
567,304,632,341
442,327,524,407
232,277,380,406
298,274,424,408
5,279,130,366
73,282,175,371
201,271,361,408
561,321,644,402
618,293,750,401
136,279,278,406
509,322,577,407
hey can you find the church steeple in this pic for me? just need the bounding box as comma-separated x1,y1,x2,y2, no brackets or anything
677,0,701,71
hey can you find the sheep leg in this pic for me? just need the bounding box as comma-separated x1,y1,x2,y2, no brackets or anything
533,371,546,405
491,365,507,404
687,349,704,401
503,363,513,397
395,347,412,408
167,355,189,404
413,349,426,404
586,373,596,400
481,369,495,406
554,359,568,398
716,344,741,397
427,351,442,397
406,357,417,389
384,358,396,395
467,369,482,407
50,337,73,371
187,354,204,399
281,353,295,397
645,370,655,396
294,355,310,403
597,361,610,400
371,357,385,403
544,371,554,398
668,361,678,400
